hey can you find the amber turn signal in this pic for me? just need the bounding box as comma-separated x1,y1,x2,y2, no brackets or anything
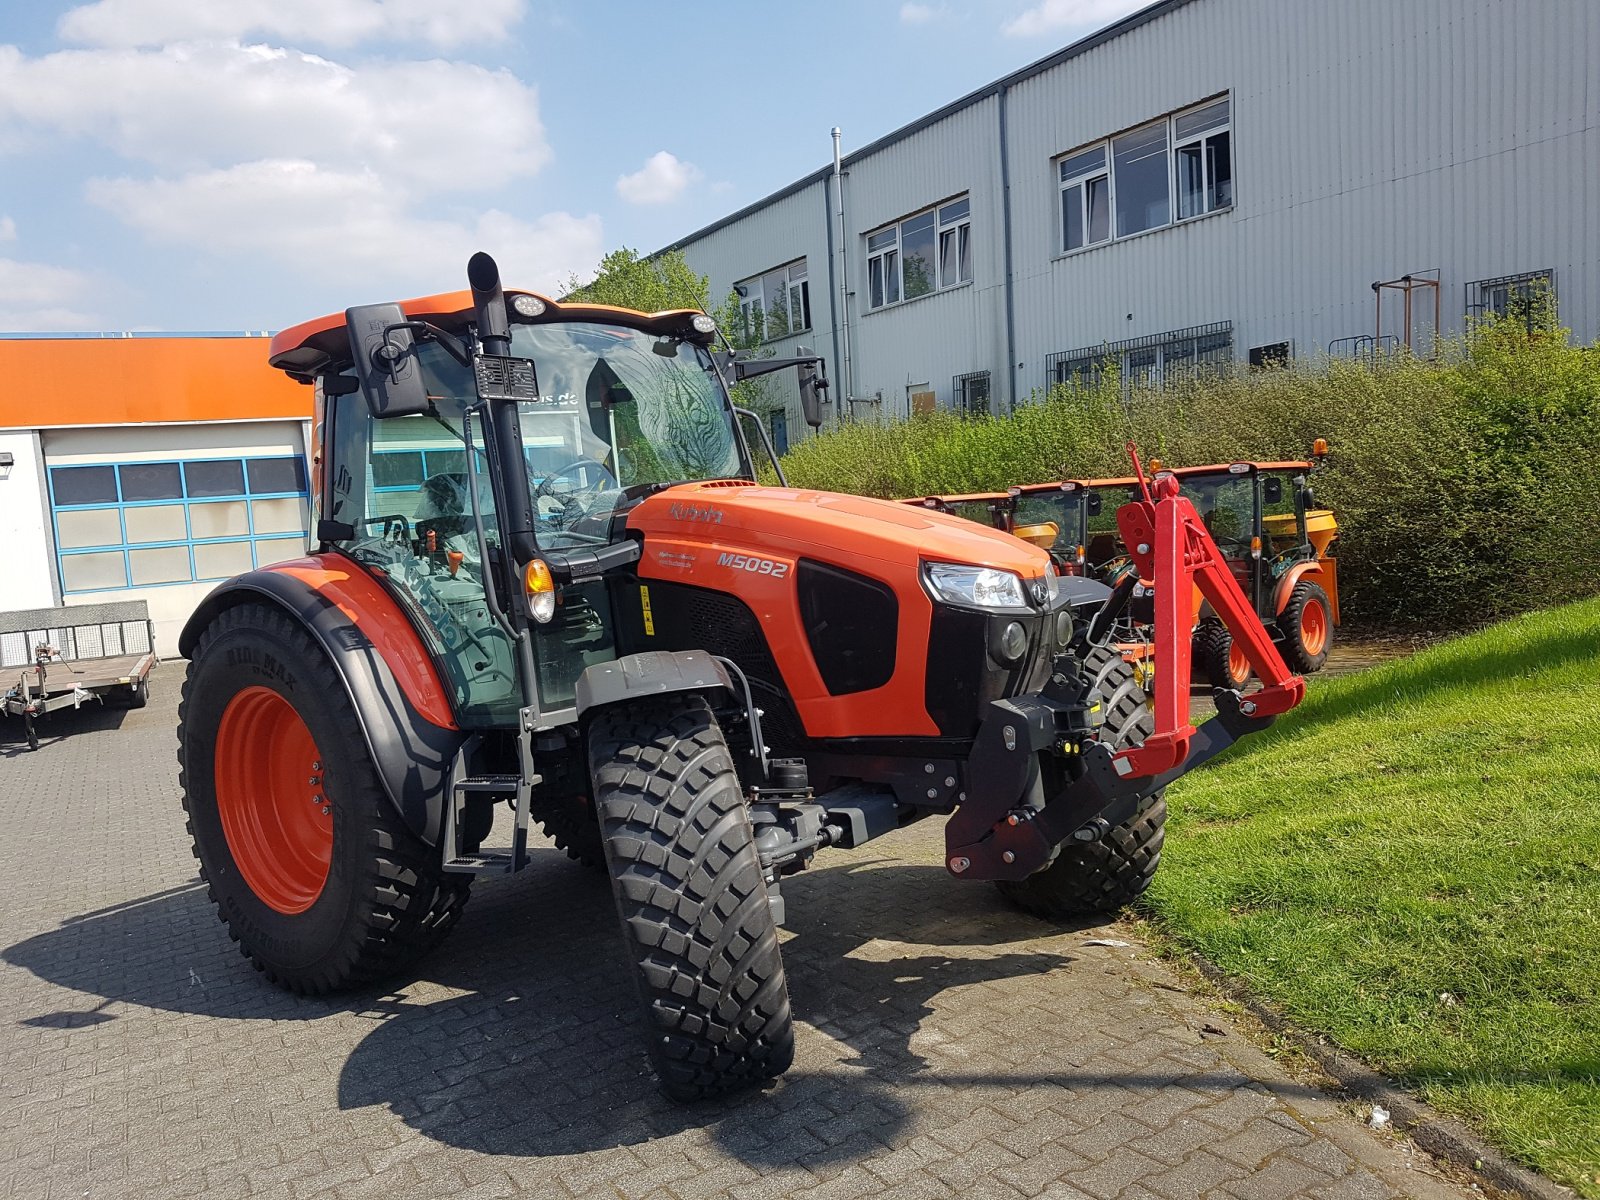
523,559,556,624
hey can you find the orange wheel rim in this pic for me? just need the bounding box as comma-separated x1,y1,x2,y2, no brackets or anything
1300,599,1329,657
214,686,332,915
1227,642,1251,686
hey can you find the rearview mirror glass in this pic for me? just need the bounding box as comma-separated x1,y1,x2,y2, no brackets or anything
346,303,431,418
795,345,827,428
1085,491,1103,517
1262,476,1284,504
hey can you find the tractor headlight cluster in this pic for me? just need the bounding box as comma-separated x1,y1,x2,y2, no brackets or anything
922,563,1029,610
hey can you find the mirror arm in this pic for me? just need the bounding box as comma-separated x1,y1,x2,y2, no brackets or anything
382,320,472,369
731,353,827,382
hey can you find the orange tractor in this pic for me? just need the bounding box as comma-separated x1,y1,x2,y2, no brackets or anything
1163,456,1340,688
179,254,1304,1101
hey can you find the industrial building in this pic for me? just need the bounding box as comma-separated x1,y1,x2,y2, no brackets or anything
0,335,312,653
661,0,1599,439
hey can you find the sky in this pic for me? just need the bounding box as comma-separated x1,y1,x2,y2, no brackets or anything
0,0,1147,333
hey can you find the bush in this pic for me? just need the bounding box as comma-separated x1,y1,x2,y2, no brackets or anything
776,321,1600,633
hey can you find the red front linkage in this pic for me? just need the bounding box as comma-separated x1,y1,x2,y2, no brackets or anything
1112,455,1306,779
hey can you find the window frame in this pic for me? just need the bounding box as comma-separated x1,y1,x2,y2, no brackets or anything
864,194,974,312
1054,93,1233,259
734,258,811,342
49,455,312,594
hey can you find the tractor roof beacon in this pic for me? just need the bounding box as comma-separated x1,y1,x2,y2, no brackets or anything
177,254,1305,1101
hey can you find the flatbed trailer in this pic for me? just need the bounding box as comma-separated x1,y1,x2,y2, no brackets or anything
2,601,159,751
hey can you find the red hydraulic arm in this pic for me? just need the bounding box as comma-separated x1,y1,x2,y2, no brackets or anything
1112,467,1306,779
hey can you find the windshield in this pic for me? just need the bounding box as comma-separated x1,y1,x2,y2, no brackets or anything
1012,492,1077,551
416,321,748,550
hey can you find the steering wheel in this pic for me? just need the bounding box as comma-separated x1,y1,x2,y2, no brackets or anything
532,456,618,504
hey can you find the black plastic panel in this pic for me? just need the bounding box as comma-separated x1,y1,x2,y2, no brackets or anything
796,560,898,696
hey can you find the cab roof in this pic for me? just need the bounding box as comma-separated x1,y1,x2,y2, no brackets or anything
266,289,716,383
1166,461,1315,476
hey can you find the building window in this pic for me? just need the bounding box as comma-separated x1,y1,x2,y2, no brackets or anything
1059,146,1111,252
1055,95,1232,254
866,196,972,310
1174,98,1232,219
1113,121,1170,237
1248,341,1291,369
1045,321,1233,394
50,456,310,594
1465,270,1556,331
735,259,810,342
953,370,992,417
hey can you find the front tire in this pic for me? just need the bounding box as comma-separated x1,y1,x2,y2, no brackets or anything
178,603,469,994
588,694,794,1101
997,645,1167,919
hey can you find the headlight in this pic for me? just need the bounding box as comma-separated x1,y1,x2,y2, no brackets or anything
923,562,1028,609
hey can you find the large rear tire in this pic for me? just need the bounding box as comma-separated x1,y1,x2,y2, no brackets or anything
997,644,1167,919
1280,580,1333,674
178,603,469,994
588,694,794,1101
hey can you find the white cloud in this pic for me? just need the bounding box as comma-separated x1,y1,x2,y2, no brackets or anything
1001,0,1143,38
0,257,106,330
615,151,703,206
899,3,938,24
0,43,549,192
87,160,604,298
0,216,15,242
57,0,525,49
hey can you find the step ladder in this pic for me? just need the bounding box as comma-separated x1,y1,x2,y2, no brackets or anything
442,714,541,874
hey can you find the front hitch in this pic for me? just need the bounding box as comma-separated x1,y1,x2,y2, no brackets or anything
943,468,1307,881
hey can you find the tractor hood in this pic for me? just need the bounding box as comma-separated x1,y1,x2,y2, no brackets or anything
627,481,1052,580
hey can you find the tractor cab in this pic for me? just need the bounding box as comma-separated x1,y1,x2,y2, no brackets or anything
276,264,826,728
1168,446,1340,687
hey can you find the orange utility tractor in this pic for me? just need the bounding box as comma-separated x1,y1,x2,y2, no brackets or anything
1166,454,1340,689
178,255,1304,1102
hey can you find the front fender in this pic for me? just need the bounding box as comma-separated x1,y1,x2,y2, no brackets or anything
575,650,733,716
180,555,466,846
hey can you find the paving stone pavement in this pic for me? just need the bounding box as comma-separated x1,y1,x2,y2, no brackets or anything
0,671,1475,1200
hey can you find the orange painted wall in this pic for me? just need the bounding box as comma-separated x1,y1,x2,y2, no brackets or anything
0,337,311,430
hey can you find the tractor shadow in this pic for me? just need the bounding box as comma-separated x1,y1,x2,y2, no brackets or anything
332,859,1093,1164
3,849,1109,1167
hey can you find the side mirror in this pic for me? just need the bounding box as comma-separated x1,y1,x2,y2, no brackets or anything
1085,491,1103,517
346,303,431,418
1262,476,1284,505
795,345,828,428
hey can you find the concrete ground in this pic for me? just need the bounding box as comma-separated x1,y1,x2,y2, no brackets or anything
0,666,1473,1200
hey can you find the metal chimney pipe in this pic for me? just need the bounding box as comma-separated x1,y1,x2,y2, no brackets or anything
833,127,854,419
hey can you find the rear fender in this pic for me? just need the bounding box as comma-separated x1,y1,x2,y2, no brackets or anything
1274,559,1339,625
179,555,465,846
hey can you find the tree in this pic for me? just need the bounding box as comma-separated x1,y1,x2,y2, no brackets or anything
564,247,785,428
561,248,713,314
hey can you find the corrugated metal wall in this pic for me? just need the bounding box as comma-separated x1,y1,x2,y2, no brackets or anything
669,0,1599,434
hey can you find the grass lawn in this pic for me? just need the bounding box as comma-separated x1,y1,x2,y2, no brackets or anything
1146,597,1600,1196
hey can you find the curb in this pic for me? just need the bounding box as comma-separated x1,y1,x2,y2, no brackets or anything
1183,954,1576,1200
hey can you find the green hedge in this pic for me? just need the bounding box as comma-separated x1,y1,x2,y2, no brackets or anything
777,321,1600,632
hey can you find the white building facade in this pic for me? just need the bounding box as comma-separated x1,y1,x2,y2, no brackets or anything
661,0,1599,437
